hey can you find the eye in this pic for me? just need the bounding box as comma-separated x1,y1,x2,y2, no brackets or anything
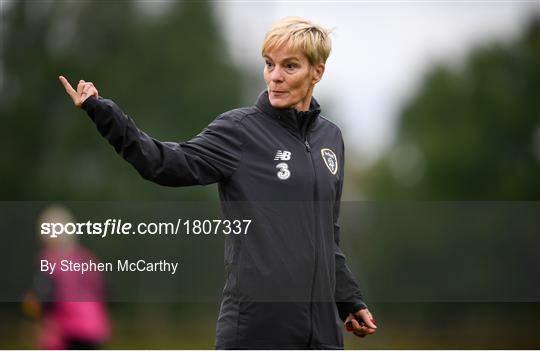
265,60,274,69
285,63,298,71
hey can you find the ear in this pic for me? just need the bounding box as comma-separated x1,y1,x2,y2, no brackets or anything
312,63,325,85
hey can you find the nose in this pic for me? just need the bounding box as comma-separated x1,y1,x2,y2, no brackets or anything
270,67,284,82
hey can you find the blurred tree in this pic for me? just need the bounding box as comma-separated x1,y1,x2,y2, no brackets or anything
350,18,540,341
0,0,243,200
361,16,540,200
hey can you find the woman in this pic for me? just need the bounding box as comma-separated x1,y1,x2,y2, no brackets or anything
59,17,377,349
24,206,110,350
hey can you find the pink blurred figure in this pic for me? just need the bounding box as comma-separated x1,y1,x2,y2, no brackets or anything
25,206,111,349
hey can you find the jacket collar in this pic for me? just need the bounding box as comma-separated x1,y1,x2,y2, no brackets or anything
255,90,321,137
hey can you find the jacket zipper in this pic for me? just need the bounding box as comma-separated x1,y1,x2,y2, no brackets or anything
275,111,319,343
303,133,320,346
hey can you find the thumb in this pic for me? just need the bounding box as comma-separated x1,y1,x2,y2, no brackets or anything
363,317,377,329
356,310,377,329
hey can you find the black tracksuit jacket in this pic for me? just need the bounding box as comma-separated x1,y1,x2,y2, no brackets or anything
81,90,367,349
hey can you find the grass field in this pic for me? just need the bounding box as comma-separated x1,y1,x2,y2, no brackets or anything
2,302,539,349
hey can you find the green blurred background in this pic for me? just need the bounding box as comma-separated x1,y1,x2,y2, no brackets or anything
0,0,539,349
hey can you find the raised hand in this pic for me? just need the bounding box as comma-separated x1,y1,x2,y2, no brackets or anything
58,75,99,107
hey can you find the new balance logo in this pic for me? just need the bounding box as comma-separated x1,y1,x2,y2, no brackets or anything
274,150,291,161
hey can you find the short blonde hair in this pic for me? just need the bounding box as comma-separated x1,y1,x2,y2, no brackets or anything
261,17,332,66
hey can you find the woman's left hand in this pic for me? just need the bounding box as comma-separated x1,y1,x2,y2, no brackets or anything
344,308,377,338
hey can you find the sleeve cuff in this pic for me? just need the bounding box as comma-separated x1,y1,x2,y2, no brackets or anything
336,300,368,322
81,96,99,112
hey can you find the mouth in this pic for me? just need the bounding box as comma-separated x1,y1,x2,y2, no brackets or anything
271,90,288,95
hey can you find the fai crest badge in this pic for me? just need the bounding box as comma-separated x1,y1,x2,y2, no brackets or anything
321,148,338,175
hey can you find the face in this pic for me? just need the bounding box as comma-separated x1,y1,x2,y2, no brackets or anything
263,45,324,111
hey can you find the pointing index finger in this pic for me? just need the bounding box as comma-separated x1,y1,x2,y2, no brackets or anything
58,75,77,97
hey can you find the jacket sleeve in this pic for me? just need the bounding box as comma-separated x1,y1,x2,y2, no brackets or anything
334,137,368,321
81,96,243,186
